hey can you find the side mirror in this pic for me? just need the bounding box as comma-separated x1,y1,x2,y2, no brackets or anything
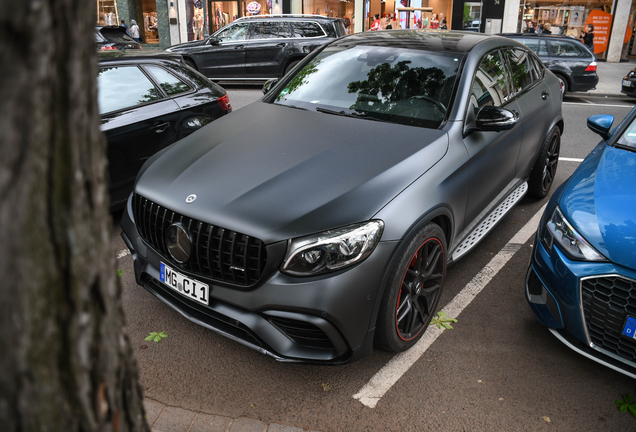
475,106,518,131
587,114,614,140
262,78,278,94
208,36,219,45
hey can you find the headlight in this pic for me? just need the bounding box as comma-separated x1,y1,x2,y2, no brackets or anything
541,206,607,261
281,220,384,276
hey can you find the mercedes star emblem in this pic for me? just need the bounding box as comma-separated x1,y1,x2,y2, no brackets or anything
186,194,197,203
165,222,191,264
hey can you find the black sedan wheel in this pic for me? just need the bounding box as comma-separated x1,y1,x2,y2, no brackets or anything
528,125,560,198
375,223,446,352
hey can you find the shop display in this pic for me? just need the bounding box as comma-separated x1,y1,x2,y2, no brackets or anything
97,0,118,26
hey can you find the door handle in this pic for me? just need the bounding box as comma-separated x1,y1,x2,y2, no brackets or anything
541,91,549,100
151,122,170,133
275,43,286,47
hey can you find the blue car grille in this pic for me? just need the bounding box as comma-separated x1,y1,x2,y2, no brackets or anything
133,194,267,287
581,275,636,362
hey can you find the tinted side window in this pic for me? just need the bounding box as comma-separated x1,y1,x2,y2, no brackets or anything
145,66,191,95
550,40,584,57
469,51,510,112
322,22,337,38
518,38,548,56
97,66,161,114
530,55,545,80
504,48,534,93
217,23,250,42
250,21,291,39
291,22,326,38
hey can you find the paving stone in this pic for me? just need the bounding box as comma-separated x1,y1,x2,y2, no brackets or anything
267,424,303,432
189,413,232,432
152,406,197,432
143,399,165,427
228,417,267,432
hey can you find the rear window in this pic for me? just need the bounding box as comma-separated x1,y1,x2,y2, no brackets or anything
550,40,584,57
99,27,135,43
250,21,291,39
291,22,326,38
97,66,161,114
517,38,548,56
144,66,191,95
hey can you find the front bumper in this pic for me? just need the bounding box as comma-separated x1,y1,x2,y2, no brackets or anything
121,196,396,364
526,229,636,377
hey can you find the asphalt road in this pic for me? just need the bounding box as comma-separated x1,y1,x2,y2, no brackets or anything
111,91,636,431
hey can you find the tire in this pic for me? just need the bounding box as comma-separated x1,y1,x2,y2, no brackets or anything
184,58,198,71
375,223,446,352
285,60,300,76
555,73,568,95
528,125,561,198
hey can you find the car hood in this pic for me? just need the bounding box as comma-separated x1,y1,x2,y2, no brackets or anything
168,40,208,51
560,145,636,270
135,101,448,244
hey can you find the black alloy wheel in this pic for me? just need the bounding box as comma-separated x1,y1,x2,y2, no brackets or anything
528,125,561,198
375,223,446,352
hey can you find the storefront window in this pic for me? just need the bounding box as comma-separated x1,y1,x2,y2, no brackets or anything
141,0,159,43
97,0,118,25
395,0,451,30
303,0,355,32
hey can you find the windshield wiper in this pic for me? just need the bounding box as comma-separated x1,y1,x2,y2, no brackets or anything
315,107,389,123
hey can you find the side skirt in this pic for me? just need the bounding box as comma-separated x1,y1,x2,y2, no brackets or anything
450,181,528,262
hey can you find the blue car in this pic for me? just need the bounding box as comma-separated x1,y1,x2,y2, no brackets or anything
526,108,636,378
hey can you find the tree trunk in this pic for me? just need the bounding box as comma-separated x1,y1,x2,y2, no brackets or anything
0,1,149,431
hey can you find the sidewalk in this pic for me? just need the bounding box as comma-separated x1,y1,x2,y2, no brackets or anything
574,59,636,97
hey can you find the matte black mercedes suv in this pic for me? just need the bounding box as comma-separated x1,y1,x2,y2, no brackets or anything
122,31,563,364
166,14,346,81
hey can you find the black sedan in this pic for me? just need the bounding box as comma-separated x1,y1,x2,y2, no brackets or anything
98,51,231,209
121,31,563,364
96,25,140,51
500,33,598,94
621,68,636,96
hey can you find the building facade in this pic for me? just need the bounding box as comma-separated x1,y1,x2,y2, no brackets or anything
97,0,636,61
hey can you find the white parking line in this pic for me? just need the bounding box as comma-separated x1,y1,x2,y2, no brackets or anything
352,204,547,409
563,102,633,108
559,157,584,162
117,249,130,259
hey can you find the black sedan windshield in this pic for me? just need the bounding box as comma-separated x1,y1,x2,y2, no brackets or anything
272,45,462,128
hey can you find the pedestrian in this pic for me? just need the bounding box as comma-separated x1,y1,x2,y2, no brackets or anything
120,19,129,35
543,22,552,34
129,19,140,42
370,14,381,31
526,21,535,33
440,14,447,29
580,24,594,51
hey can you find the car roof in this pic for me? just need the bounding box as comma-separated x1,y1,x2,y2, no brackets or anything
233,14,341,22
97,50,185,64
499,33,580,40
330,30,515,54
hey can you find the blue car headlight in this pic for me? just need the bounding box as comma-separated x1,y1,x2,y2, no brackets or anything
541,206,607,262
281,220,384,276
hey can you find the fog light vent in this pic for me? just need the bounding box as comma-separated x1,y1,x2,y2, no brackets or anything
269,317,335,350
527,268,544,296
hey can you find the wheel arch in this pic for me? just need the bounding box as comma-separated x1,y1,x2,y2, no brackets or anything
365,206,454,337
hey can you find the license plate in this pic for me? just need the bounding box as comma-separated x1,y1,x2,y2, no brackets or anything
622,316,636,339
623,79,632,87
160,262,209,305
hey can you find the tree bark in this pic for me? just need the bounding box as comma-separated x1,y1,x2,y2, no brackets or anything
0,1,148,431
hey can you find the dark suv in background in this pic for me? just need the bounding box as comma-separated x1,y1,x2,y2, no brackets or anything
500,33,598,94
166,14,345,81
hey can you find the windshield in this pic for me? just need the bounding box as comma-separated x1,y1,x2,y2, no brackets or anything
616,117,636,152
271,45,462,128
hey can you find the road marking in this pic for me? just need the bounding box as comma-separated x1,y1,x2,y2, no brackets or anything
559,157,584,162
563,102,633,108
352,204,547,409
117,249,130,259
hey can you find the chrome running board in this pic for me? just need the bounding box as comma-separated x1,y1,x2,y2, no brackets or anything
451,181,528,261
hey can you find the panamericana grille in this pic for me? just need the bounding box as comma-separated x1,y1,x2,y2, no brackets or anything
133,194,267,286
581,275,636,363
269,317,335,350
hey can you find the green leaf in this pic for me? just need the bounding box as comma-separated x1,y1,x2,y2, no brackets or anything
158,331,168,338
449,318,458,323
628,405,636,418
621,404,628,413
626,394,633,404
153,335,161,342
117,269,123,277
437,311,447,318
442,322,453,330
616,400,626,406
436,322,442,329
145,332,157,341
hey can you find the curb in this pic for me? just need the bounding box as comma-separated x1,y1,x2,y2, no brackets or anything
144,398,318,432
